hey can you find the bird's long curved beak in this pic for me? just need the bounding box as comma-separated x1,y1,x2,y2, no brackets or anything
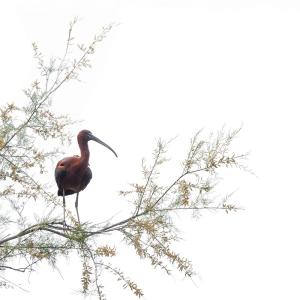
90,135,118,157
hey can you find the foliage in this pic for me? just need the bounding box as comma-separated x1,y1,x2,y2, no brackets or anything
0,20,249,299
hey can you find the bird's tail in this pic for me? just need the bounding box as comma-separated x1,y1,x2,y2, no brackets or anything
57,189,75,196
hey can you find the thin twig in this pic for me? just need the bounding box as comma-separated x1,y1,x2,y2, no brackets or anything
0,274,30,293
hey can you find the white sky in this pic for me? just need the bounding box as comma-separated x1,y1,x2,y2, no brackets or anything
1,0,300,299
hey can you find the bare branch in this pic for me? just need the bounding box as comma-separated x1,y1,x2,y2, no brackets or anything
0,19,249,299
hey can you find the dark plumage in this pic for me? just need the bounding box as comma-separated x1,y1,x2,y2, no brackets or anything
55,161,92,196
55,129,117,224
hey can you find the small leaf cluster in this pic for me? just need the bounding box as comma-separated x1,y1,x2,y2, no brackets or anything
0,19,116,295
0,20,249,300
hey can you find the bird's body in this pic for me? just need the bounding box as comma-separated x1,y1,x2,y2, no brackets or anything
55,156,92,196
55,130,117,225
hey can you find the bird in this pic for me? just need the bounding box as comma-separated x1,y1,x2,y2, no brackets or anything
55,129,117,225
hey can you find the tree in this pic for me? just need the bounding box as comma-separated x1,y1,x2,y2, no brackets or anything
0,19,249,299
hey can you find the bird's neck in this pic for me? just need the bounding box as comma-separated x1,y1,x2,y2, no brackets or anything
78,141,90,165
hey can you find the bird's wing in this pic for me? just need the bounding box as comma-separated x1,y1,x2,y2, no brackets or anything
56,157,70,168
55,165,67,192
80,167,92,191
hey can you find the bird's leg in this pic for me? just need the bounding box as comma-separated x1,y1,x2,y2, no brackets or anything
75,192,81,225
63,189,66,227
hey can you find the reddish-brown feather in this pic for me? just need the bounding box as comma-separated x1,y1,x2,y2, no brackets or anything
55,130,116,198
55,131,92,196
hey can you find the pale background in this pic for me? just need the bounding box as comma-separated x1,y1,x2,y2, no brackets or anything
1,0,300,299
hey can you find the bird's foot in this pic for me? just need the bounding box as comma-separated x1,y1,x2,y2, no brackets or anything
74,220,81,228
62,219,68,230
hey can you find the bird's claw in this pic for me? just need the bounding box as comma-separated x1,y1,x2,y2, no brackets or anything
62,220,67,228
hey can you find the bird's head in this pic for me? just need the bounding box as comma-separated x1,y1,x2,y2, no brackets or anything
78,130,118,157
